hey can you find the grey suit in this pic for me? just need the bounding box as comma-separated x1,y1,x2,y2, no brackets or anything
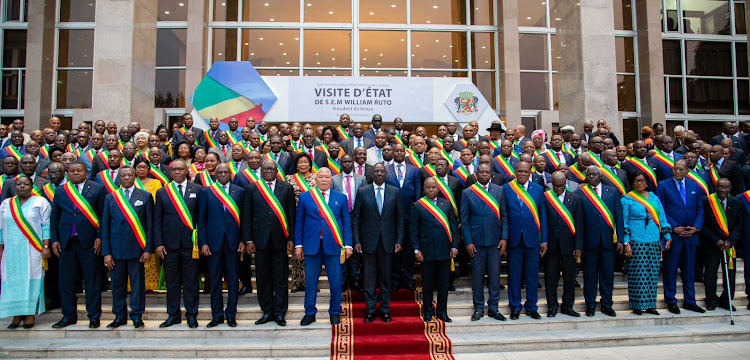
341,137,374,155
208,145,232,163
332,172,367,210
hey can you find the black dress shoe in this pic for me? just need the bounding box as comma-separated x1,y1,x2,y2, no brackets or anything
547,308,558,318
133,319,145,328
382,313,391,323
499,284,506,290
255,314,273,325
350,282,364,293
585,307,596,317
645,309,660,315
747,302,750,311
683,303,706,313
601,307,616,317
706,302,717,311
159,316,181,328
574,280,582,288
423,315,432,322
510,310,520,320
238,286,249,295
227,318,237,327
437,315,452,323
89,320,100,328
364,313,375,323
667,304,681,314
207,317,224,328
52,318,77,329
275,315,286,326
106,319,127,328
632,309,642,315
561,308,580,317
718,303,737,312
187,318,199,328
526,311,541,320
330,314,341,325
471,311,483,321
300,314,316,326
487,311,505,321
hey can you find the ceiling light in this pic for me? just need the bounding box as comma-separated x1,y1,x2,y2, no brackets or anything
391,4,396,7
264,3,269,6
329,11,334,14
279,42,283,45
433,5,438,9
370,12,374,15
178,2,184,6
164,11,170,14
259,37,264,40
527,17,532,20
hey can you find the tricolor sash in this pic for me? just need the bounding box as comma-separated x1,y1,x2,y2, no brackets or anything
459,139,468,149
97,170,118,193
454,165,470,183
83,149,96,164
651,149,674,169
588,151,604,167
227,130,240,146
112,188,147,250
628,158,657,185
196,171,213,187
204,130,218,148
208,183,240,226
227,161,239,178
508,180,540,231
0,174,6,190
600,166,626,194
42,183,55,201
707,193,729,237
709,165,720,185
434,176,457,217
488,140,500,152
394,132,405,145
580,184,615,230
149,164,169,185
434,139,444,150
406,150,424,168
62,182,99,229
66,144,82,157
544,190,575,235
494,155,515,177
39,144,49,158
327,157,341,175
440,150,455,166
292,173,311,192
5,145,22,160
569,165,586,182
9,196,44,252
468,183,500,222
543,150,563,170
336,126,351,140
687,170,709,195
415,197,453,243
256,180,289,237
98,150,110,169
164,181,199,258
117,140,124,151
625,191,661,230
423,164,437,177
310,188,344,248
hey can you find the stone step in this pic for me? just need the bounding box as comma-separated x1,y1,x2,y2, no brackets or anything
58,293,750,321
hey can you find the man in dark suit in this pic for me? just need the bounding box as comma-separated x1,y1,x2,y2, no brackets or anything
147,147,172,184
362,114,383,142
622,140,658,191
352,147,373,183
492,140,519,183
352,163,404,322
332,154,367,292
412,177,459,322
710,122,742,149
198,164,245,327
708,145,745,196
94,149,123,191
543,171,584,318
722,137,747,163
462,163,507,322
0,130,25,160
341,123,374,155
575,166,624,317
50,161,106,329
296,129,328,173
650,136,684,181
1,154,49,201
601,149,630,193
294,168,353,326
656,160,705,314
467,155,505,186
501,161,548,320
243,160,296,326
101,166,154,328
208,131,232,163
262,135,293,175
89,135,119,179
386,144,422,290
153,159,202,328
703,178,743,311
171,113,205,146
543,134,575,173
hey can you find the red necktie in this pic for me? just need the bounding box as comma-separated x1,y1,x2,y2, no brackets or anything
222,146,226,157
309,149,314,161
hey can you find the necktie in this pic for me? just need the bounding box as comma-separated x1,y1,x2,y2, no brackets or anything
309,149,314,161
267,182,273,192
111,171,116,181
222,146,226,157
125,189,131,200
397,164,404,183
377,148,383,162
557,152,564,164
357,164,364,176
376,187,383,214
345,176,353,212
178,184,184,198
357,138,362,148
678,180,686,205
320,192,327,238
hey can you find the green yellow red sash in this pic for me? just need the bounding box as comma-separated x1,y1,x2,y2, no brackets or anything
62,182,99,229
440,150,455,166
394,132,405,145
164,181,199,258
434,176,457,216
494,155,515,177
336,126,350,140
687,170,709,195
196,171,213,187
459,139,468,149
489,140,500,152
66,143,82,157
42,183,55,201
204,130,218,148
543,150,562,169
149,164,169,185
310,188,344,248
97,150,110,169
434,139,444,150
9,196,43,252
628,158,657,185
709,165,720,185
508,180,540,231
707,193,729,237
97,170,118,193
580,184,615,230
600,166,626,194
569,165,586,182
83,148,96,164
241,168,260,184
327,157,341,175
117,140,125,151
293,173,311,192
39,144,49,158
544,190,575,234
625,191,661,230
415,197,453,243
256,180,289,237
651,149,674,168
588,151,605,167
469,183,500,222
112,188,147,250
227,161,239,178
209,183,240,226
454,165,470,183
5,145,22,160
405,149,424,168
423,164,437,177
226,130,240,146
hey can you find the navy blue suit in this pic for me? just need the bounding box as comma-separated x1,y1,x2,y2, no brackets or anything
502,181,548,312
650,152,683,181
50,180,106,322
101,187,154,321
461,183,508,313
94,169,120,190
491,155,519,182
574,184,624,308
0,144,24,159
154,181,202,319
294,189,352,316
262,152,292,176
198,183,244,320
233,168,261,189
656,177,704,306
385,162,421,287
542,150,575,174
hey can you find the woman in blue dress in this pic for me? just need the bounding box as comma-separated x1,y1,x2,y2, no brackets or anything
0,176,51,328
621,171,671,315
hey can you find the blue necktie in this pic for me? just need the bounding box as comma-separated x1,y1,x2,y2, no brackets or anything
678,180,686,205
357,139,362,148
397,164,403,183
376,187,383,214
124,189,131,200
377,148,383,162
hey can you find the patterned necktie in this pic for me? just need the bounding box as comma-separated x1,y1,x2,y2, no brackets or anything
124,189,131,200
397,164,404,183
357,165,364,176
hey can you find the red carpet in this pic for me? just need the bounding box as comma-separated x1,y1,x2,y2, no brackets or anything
331,288,454,360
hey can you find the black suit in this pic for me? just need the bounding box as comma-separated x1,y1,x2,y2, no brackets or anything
702,196,743,306
352,183,404,315
543,190,584,311
154,181,202,320
242,180,296,317
716,159,746,196
466,172,504,186
354,163,373,184
601,166,631,193
149,163,172,183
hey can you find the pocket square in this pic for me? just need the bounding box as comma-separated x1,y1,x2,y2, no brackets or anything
134,200,144,206
189,193,197,198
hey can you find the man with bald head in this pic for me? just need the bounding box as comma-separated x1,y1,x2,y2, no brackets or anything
294,167,353,326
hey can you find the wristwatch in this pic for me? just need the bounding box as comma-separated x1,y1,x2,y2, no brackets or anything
43,245,49,249
414,249,420,254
